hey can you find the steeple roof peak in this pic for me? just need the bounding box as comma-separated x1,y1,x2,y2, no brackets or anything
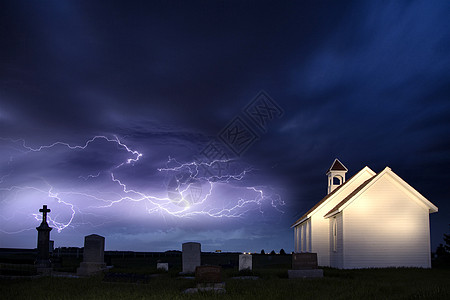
326,158,348,174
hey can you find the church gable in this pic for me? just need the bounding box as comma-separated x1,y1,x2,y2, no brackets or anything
337,170,437,268
324,167,438,218
291,165,375,227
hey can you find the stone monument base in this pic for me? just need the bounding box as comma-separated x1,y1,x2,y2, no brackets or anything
77,262,107,276
288,269,324,279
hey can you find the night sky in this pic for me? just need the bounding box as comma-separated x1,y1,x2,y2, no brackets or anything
1,1,449,253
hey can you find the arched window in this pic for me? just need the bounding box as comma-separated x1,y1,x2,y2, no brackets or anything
333,175,342,185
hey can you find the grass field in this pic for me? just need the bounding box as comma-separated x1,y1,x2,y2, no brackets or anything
1,267,449,299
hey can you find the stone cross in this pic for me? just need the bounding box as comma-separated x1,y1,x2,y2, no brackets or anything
39,205,51,224
36,205,52,271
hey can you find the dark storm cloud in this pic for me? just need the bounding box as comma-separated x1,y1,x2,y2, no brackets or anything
237,1,450,241
0,0,355,136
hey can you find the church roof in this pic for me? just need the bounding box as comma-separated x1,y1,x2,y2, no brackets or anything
290,170,360,227
291,165,438,228
326,158,348,174
324,167,438,218
323,174,379,218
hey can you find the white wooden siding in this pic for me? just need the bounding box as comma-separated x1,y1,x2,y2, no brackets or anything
343,174,431,268
310,169,374,266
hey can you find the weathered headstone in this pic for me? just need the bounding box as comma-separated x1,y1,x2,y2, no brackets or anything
195,265,222,283
288,253,323,278
35,205,52,273
182,265,225,294
292,253,318,270
77,234,106,276
182,242,201,274
239,254,252,271
157,262,169,271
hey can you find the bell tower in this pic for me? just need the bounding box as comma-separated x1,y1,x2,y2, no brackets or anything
326,158,348,194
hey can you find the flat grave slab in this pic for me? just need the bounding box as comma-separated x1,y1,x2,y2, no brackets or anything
288,269,324,279
231,276,259,280
103,272,150,284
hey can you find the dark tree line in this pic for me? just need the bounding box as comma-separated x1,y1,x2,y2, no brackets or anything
444,230,450,252
434,225,450,268
259,249,287,255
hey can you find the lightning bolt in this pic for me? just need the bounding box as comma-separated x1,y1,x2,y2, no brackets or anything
155,158,284,218
1,135,142,167
0,135,284,235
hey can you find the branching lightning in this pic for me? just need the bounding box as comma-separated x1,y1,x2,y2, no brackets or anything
0,135,284,235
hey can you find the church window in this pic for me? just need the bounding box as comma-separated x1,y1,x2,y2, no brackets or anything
332,217,337,252
333,175,342,185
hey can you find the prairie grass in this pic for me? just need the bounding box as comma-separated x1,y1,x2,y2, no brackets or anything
1,267,449,299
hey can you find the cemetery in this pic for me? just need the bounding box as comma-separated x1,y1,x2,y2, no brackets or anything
0,204,446,291
1,253,449,299
1,205,449,299
1,249,450,298
0,205,450,299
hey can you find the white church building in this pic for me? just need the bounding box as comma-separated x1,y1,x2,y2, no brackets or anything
292,159,438,269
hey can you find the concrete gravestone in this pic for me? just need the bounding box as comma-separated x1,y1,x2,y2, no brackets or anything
182,242,201,274
239,254,252,271
157,262,169,271
288,253,323,278
77,234,107,276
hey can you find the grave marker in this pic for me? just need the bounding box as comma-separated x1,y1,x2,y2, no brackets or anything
182,242,201,273
292,253,318,270
239,254,252,271
184,265,226,294
288,253,323,278
35,205,52,272
77,234,106,276
157,262,169,271
195,265,222,283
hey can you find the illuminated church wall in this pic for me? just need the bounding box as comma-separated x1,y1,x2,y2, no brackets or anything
341,173,432,268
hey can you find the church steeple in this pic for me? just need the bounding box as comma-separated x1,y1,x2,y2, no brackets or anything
326,158,348,194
